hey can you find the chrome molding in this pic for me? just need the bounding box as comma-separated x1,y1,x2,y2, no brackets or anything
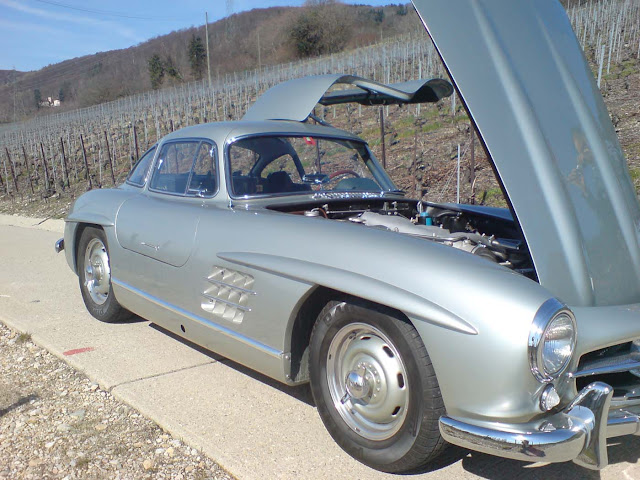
201,293,251,312
112,277,282,359
570,355,640,379
568,382,613,469
528,298,576,383
205,277,257,295
439,382,615,470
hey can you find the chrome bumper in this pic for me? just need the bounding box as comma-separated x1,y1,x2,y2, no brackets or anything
55,238,64,253
440,382,640,470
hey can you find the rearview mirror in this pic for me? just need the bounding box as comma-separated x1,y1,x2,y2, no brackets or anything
302,173,330,184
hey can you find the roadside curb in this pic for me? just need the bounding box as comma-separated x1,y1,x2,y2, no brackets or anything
0,213,65,234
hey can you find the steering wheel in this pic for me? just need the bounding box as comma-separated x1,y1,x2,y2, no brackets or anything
329,169,360,180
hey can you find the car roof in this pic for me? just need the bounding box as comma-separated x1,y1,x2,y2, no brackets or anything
159,120,363,146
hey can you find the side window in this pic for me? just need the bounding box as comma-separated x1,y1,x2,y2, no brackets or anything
149,141,199,194
127,147,156,187
187,142,217,197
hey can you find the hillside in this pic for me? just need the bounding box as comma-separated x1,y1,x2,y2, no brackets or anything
0,3,421,124
0,0,638,222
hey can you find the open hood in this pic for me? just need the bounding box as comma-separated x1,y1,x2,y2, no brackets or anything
412,0,640,307
242,75,452,122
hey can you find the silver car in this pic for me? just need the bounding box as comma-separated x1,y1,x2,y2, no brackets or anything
56,0,640,473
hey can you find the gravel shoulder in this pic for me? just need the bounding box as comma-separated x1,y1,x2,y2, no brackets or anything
0,322,234,480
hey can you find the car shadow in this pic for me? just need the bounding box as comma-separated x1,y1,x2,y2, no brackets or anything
149,323,315,407
111,314,148,325
0,393,39,418
422,436,640,479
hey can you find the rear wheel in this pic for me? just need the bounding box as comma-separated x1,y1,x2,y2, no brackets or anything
309,300,446,473
77,227,131,323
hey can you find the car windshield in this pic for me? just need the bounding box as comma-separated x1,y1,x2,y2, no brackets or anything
227,136,398,197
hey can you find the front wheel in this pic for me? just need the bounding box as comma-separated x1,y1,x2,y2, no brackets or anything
309,300,446,473
77,226,131,323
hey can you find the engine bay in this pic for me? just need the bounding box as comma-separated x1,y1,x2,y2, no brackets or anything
270,199,536,279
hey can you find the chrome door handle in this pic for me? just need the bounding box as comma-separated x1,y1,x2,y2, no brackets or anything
140,242,160,251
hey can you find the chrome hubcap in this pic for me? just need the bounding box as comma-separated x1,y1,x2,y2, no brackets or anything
327,323,409,441
84,238,110,305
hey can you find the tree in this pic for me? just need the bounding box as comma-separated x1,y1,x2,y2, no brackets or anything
34,89,42,109
289,2,351,58
188,35,206,80
163,57,182,81
58,81,71,102
148,54,165,89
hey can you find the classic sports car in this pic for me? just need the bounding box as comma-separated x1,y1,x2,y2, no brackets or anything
56,0,640,474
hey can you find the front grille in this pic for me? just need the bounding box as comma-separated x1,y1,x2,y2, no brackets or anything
574,342,640,406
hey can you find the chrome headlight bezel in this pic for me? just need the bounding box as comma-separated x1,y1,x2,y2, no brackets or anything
529,298,577,383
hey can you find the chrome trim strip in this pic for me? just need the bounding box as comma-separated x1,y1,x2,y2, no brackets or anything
112,278,280,358
439,382,614,470
204,277,256,295
570,359,640,378
201,293,252,312
55,238,65,254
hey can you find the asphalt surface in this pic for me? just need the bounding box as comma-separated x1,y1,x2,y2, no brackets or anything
1,213,640,480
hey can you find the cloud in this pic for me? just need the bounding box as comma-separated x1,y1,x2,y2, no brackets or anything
0,17,64,35
0,0,142,42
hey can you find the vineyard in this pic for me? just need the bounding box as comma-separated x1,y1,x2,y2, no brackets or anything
1,0,639,218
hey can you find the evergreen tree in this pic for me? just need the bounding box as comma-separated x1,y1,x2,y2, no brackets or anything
34,89,42,109
188,34,207,80
148,54,165,89
164,57,182,81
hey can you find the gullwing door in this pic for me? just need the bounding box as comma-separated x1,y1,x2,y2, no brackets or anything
242,74,453,122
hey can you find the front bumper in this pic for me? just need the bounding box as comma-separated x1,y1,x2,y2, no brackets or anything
440,382,640,469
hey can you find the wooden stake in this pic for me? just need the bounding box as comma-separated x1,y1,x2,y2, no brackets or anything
40,143,50,191
469,128,476,204
80,134,93,190
379,107,386,169
21,145,34,195
133,124,140,160
59,137,70,188
104,131,116,185
5,148,19,194
1,158,8,195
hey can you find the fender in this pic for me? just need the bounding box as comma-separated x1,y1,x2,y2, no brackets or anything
66,213,115,227
218,251,478,335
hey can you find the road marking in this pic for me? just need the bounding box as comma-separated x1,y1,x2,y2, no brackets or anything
63,347,95,356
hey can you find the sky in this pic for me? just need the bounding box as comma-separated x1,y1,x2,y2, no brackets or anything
0,0,394,72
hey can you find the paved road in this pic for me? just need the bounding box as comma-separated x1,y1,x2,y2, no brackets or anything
1,214,640,480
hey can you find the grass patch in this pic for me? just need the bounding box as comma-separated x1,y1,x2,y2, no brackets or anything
629,167,640,186
421,121,443,133
396,128,417,140
394,115,416,129
16,332,32,344
452,114,470,124
481,187,508,208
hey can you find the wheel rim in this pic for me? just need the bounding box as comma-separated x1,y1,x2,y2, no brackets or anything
326,322,409,441
83,238,111,306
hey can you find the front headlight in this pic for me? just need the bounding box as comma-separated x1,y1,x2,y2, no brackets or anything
529,299,576,383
